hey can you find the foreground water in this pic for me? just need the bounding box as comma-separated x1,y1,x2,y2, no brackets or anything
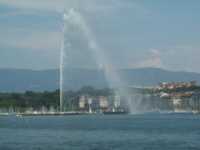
0,114,200,150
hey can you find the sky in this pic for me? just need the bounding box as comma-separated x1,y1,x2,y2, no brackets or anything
0,0,200,72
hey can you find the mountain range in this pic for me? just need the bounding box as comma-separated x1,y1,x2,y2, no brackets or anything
1,68,200,92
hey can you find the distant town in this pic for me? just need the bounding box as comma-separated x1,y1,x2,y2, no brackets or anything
0,81,200,115
74,81,200,114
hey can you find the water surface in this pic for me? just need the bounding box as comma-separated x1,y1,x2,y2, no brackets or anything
0,114,200,150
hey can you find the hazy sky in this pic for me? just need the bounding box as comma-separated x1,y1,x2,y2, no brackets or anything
0,0,200,72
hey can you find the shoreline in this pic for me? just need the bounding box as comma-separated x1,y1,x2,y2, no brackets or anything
0,110,199,117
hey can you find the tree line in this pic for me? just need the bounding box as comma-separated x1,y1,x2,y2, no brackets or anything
0,87,112,112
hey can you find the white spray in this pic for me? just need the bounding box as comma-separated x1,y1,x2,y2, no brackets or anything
60,8,139,113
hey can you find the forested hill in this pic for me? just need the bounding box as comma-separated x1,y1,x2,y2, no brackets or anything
1,68,200,92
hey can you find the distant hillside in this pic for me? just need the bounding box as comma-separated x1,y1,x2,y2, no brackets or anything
0,68,200,92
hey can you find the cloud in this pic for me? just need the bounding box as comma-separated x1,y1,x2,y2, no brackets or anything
130,49,163,68
161,45,200,72
0,0,147,52
4,0,200,73
0,27,62,69
0,0,67,12
0,28,61,51
0,0,144,15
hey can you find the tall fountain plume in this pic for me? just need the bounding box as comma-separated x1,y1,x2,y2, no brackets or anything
60,8,139,113
60,12,66,112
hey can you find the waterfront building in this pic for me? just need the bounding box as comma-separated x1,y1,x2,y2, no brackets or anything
79,95,86,109
158,81,197,90
99,96,108,108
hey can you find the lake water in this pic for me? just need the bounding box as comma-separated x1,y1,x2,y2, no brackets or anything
0,114,200,150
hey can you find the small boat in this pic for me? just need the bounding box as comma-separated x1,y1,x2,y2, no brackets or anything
103,110,128,115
